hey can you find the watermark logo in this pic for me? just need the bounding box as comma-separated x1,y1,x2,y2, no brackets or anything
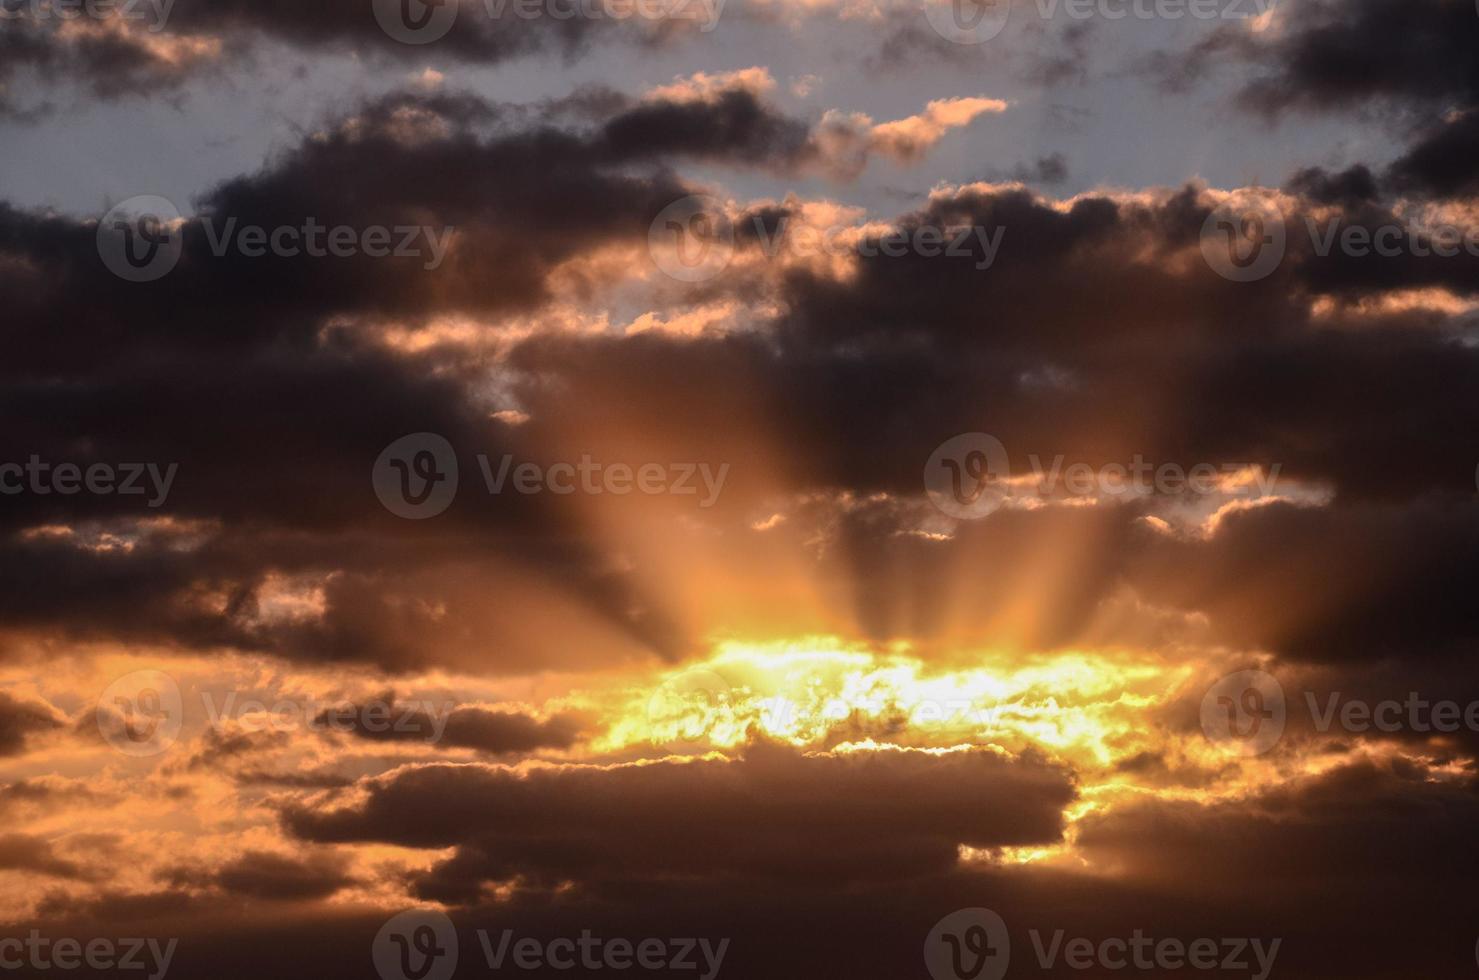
1200,669,1286,756
197,218,453,269
926,0,1271,43
0,0,175,31
925,438,1281,519
648,197,1004,282
648,195,734,283
477,454,728,506
96,669,184,757
647,669,734,749
925,909,1010,980
1304,691,1479,736
373,910,458,980
1029,928,1280,977
927,913,1280,979
96,680,459,757
374,433,459,519
97,196,183,283
0,932,178,979
373,0,459,43
924,0,1011,44
1200,193,1286,282
479,930,728,975
0,457,177,507
924,433,1011,520
373,0,721,41
374,436,731,517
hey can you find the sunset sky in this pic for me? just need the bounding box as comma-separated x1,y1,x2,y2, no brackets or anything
3,0,1479,977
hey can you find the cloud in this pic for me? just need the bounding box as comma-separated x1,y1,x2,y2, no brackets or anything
865,97,1009,162
284,744,1075,901
595,72,1006,177
0,833,91,880
810,96,1008,178
0,691,65,756
1160,0,1479,199
316,701,587,756
167,850,355,901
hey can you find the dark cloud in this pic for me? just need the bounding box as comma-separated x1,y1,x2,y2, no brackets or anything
0,0,700,117
1232,0,1477,117
4,98,1479,672
6,1,1479,974
166,850,354,901
1386,109,1479,198
0,832,90,879
984,152,1070,187
0,778,101,817
50,756,1447,978
1285,165,1380,208
1128,497,1479,665
0,690,64,755
1079,758,1479,889
316,700,587,755
284,744,1076,901
1163,0,1479,200
593,87,813,167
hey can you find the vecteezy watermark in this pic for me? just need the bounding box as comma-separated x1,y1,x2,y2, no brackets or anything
1026,930,1280,978
372,0,722,45
924,433,1281,520
646,669,736,748
374,910,458,980
96,196,454,281
1203,669,1479,755
96,668,458,756
925,909,1010,980
1203,191,1479,282
373,432,730,519
1200,670,1287,757
647,194,1005,282
373,433,459,519
1304,691,1479,735
924,0,1272,44
644,669,1005,748
0,457,177,507
0,0,175,31
0,932,177,979
370,910,729,980
925,910,1280,980
1200,192,1287,283
97,196,184,283
198,217,453,270
479,931,729,977
923,433,1012,520
97,670,185,758
475,455,728,506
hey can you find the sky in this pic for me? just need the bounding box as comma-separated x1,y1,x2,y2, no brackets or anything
2,0,1479,978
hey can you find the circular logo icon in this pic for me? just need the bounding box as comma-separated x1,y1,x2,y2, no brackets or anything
647,668,734,749
96,196,183,283
648,195,734,283
1200,192,1286,282
372,909,458,980
373,0,458,43
924,433,1010,520
97,669,184,757
924,0,1010,44
925,908,1010,980
373,433,459,519
1200,669,1286,756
